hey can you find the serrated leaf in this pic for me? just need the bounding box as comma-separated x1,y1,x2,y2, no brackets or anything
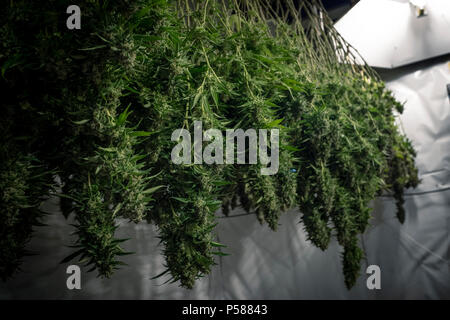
60,249,84,264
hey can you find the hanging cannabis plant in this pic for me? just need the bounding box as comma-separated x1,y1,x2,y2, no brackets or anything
0,0,418,289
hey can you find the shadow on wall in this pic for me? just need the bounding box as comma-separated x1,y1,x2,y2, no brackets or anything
0,186,448,299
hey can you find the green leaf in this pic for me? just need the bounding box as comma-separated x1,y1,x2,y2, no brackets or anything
212,180,233,186
142,185,164,194
1,54,23,78
210,241,227,248
172,197,190,203
117,105,132,126
266,118,284,128
211,251,230,256
151,269,170,280
72,119,90,125
125,86,140,94
117,251,135,256
60,249,84,264
210,88,219,107
130,131,154,137
79,45,108,51
281,144,301,152
193,91,202,108
135,6,152,19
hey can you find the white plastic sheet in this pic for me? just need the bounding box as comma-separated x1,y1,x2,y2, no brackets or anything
334,0,450,68
0,56,448,299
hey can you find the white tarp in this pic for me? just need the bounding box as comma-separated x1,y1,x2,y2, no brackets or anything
0,57,449,300
334,0,450,68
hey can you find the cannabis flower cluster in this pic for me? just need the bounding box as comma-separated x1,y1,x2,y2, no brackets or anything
0,0,418,289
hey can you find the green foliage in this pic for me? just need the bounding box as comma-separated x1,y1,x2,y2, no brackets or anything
0,0,419,289
0,140,54,280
